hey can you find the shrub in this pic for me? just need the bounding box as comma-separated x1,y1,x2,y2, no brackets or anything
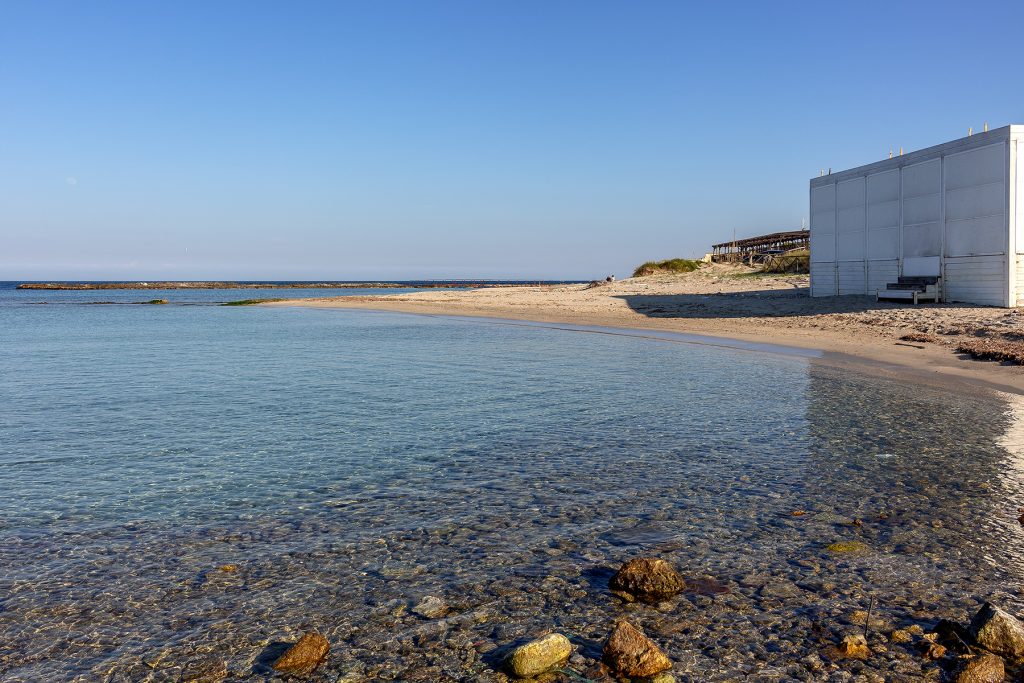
632,258,703,278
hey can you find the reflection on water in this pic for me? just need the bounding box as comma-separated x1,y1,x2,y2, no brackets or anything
1,306,1023,681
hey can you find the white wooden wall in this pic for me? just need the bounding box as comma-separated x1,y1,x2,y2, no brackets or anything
1015,135,1024,305
943,144,1008,305
810,133,1012,306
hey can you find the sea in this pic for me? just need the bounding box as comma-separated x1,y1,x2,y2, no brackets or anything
1,282,1023,681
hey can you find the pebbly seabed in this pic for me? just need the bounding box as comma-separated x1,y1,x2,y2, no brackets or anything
2,298,1024,681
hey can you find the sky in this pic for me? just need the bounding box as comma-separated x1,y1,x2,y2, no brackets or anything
2,1,1023,280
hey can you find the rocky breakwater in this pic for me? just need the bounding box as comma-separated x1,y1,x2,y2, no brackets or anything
15,281,555,290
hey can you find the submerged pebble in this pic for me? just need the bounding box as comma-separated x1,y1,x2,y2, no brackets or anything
272,631,330,675
411,595,449,619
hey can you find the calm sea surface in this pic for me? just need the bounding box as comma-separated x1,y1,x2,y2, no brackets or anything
2,284,1024,681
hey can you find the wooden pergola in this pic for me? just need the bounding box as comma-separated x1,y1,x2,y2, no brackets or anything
711,230,809,264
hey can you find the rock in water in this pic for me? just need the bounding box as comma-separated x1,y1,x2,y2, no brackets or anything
272,631,330,675
648,674,676,683
916,640,946,660
836,634,870,660
889,629,913,643
506,633,572,678
954,654,1005,683
971,603,1024,660
411,595,448,619
602,620,672,677
608,557,685,603
180,656,227,682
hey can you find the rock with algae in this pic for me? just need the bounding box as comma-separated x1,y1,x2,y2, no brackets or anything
609,557,686,603
826,541,868,554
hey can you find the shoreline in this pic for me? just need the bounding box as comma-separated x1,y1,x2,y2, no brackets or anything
265,277,1024,397
14,280,576,291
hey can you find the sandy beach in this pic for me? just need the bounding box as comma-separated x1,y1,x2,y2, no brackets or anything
269,264,1024,395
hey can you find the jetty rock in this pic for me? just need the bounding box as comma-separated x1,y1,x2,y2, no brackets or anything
608,557,685,603
954,653,1006,683
505,633,572,678
971,602,1024,660
602,620,672,678
272,631,330,675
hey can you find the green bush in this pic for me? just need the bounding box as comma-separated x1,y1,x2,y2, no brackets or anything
631,258,703,278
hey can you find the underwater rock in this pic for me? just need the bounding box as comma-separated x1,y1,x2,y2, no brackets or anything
272,631,330,675
608,557,685,603
759,580,802,600
971,603,1024,660
505,633,572,678
602,620,672,677
179,656,227,682
411,595,449,619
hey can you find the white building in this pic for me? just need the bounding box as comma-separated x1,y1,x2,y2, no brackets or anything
810,125,1024,306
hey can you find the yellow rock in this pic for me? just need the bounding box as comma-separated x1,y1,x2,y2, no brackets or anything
836,634,870,660
506,633,572,678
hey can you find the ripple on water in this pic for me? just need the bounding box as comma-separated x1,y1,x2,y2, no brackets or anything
1,307,1024,681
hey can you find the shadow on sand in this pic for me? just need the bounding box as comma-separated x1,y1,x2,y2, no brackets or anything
617,288,947,320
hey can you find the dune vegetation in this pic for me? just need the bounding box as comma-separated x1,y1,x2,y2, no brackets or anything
631,258,703,278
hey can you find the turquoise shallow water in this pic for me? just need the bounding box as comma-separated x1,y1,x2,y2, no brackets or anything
2,289,1024,681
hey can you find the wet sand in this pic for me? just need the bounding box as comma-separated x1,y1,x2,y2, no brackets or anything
267,264,1024,396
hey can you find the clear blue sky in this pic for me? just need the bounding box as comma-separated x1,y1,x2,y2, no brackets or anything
2,1,1022,280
